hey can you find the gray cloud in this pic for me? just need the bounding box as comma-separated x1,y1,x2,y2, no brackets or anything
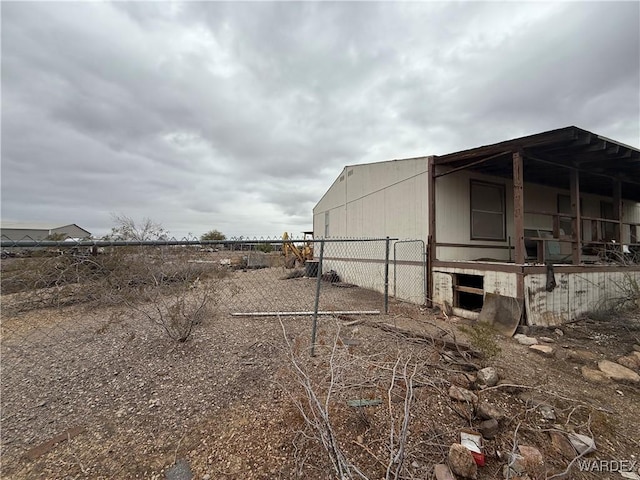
2,2,638,238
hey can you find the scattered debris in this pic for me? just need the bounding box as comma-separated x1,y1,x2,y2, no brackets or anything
538,404,556,421
477,401,505,421
621,472,640,480
460,430,484,466
554,328,564,336
449,385,478,404
347,399,382,407
549,431,577,460
450,372,475,389
567,432,596,455
529,344,554,356
372,322,481,357
434,463,456,480
539,336,555,343
24,426,85,461
332,282,357,288
518,444,544,468
281,268,305,280
339,337,361,347
514,334,538,346
617,355,640,371
231,310,380,317
477,292,521,337
321,270,340,283
598,359,640,383
567,349,600,364
581,366,611,383
478,418,499,439
165,458,193,480
506,445,544,478
476,367,499,388
448,443,478,479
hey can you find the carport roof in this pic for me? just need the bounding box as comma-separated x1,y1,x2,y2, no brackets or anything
434,126,640,201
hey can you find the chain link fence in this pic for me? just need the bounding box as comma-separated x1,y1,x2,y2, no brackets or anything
0,235,427,477
393,240,427,305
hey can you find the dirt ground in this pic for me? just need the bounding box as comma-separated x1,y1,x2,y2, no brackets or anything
1,267,639,479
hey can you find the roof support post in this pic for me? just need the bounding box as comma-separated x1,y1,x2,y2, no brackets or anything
513,151,525,265
513,151,525,304
613,179,622,243
427,156,436,308
571,168,582,264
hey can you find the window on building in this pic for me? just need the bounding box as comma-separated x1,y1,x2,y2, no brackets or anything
470,181,505,241
324,211,330,237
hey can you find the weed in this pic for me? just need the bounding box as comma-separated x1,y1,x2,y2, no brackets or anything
457,323,501,359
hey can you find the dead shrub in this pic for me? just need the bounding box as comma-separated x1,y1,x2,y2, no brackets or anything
588,272,640,321
1,246,227,342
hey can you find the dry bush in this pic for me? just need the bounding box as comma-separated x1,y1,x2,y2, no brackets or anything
457,322,501,359
588,272,640,321
279,319,419,480
1,246,227,341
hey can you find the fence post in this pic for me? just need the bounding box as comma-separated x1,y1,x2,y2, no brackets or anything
310,239,325,357
384,236,390,314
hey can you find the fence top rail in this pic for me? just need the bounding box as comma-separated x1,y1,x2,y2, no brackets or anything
1,237,400,248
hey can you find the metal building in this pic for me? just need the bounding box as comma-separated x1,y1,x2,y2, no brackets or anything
313,126,640,326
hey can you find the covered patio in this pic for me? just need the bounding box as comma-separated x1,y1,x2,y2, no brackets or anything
427,126,640,325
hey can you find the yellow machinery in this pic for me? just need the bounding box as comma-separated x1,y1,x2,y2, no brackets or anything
282,231,314,268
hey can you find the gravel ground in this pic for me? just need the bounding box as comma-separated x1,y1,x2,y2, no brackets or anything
1,268,639,479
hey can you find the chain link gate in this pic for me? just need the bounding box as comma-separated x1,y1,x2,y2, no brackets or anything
393,240,427,305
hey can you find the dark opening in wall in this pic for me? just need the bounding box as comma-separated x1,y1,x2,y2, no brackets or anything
454,274,484,311
458,291,484,311
457,274,484,289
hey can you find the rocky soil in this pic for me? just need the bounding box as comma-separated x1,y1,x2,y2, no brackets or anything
1,275,639,479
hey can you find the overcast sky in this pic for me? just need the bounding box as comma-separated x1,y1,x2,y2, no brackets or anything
2,1,638,239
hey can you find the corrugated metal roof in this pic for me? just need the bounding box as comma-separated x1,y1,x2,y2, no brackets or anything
0,222,91,235
1,222,68,230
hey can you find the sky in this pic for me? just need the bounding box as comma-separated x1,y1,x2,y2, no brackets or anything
1,1,639,239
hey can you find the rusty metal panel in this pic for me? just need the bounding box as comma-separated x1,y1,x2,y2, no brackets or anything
525,270,640,326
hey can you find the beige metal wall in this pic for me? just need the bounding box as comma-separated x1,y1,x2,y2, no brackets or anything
313,158,430,304
313,157,429,240
435,169,514,261
50,225,91,239
436,169,640,261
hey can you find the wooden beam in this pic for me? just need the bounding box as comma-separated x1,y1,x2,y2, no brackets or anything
513,151,525,266
427,156,436,308
434,151,511,178
513,151,525,305
570,169,581,264
525,153,640,187
454,285,484,296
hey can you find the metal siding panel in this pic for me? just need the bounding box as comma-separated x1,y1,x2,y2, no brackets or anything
525,270,640,326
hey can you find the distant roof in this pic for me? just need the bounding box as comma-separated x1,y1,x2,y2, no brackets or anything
0,222,91,235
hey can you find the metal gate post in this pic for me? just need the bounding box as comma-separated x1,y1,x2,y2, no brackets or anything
384,237,390,314
310,239,325,357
